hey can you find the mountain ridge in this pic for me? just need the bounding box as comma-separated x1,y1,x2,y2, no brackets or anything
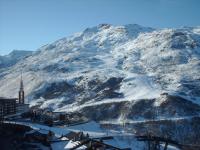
0,24,200,121
0,50,33,69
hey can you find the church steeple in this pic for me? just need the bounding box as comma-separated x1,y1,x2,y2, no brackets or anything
19,72,25,104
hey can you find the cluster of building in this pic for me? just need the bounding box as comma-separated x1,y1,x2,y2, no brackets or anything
29,108,88,126
0,76,29,121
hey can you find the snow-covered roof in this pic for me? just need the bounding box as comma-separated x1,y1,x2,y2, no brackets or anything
51,140,87,150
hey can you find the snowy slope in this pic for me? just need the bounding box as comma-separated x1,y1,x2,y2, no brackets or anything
0,50,33,69
0,24,200,121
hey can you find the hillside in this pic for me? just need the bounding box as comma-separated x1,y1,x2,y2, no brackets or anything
0,24,200,122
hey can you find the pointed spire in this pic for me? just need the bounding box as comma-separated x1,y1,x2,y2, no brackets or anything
20,71,24,91
19,70,25,104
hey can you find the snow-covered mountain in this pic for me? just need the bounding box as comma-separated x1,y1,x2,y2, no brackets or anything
0,24,200,122
0,50,33,69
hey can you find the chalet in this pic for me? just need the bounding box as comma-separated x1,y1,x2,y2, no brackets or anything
64,131,86,141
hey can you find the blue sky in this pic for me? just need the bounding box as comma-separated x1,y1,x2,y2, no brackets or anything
0,0,200,55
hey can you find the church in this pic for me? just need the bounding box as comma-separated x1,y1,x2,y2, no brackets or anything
16,74,29,113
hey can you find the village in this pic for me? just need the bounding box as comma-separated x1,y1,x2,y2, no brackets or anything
1,76,198,150
0,76,135,150
2,74,200,150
